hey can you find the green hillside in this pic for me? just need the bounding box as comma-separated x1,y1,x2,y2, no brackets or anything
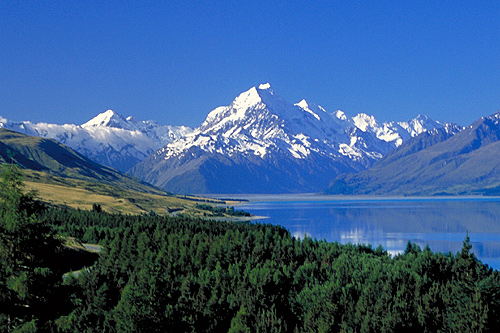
0,128,234,215
0,128,166,195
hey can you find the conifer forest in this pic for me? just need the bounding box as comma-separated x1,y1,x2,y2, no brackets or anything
2,164,500,332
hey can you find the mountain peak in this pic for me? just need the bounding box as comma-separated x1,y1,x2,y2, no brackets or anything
296,99,309,109
485,110,500,122
335,110,348,121
228,83,282,113
295,99,324,121
414,114,429,120
233,85,263,107
352,113,378,132
82,110,128,128
410,114,438,126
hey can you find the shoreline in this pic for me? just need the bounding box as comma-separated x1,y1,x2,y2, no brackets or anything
204,193,500,203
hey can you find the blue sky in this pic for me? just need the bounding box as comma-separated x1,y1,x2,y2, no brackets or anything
1,1,499,128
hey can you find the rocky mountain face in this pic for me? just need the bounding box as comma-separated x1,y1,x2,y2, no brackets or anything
130,84,444,194
0,111,192,172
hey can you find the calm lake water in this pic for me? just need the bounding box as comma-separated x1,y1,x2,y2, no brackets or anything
232,195,500,270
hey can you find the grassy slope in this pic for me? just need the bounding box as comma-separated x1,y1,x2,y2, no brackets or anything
24,169,231,216
0,128,237,216
0,128,167,195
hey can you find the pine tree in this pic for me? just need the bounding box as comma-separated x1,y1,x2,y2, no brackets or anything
0,164,61,331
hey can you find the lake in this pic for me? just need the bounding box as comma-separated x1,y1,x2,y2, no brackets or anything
232,195,500,270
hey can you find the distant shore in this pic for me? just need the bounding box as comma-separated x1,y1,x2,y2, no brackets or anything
204,193,500,203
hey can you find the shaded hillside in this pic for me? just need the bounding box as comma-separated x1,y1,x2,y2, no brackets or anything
133,146,359,194
0,128,165,195
327,112,500,195
0,139,49,171
0,129,239,215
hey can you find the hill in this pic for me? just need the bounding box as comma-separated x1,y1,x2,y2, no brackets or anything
0,128,232,215
0,128,165,194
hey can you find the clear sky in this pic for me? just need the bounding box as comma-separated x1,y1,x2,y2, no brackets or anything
1,1,499,128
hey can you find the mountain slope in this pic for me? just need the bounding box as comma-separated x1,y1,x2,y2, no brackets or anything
0,128,165,195
0,129,245,216
131,84,444,194
326,112,500,195
0,111,193,172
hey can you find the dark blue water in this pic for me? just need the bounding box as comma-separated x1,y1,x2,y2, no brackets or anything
235,195,500,269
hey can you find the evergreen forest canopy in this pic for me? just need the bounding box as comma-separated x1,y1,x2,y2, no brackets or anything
1,164,500,332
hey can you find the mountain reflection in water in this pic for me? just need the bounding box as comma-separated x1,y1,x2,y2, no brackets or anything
234,195,500,269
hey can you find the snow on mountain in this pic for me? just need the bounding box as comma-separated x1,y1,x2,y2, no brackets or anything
82,110,193,149
0,84,448,194
0,111,193,172
158,84,439,166
82,109,130,129
132,84,445,193
158,83,378,163
352,113,443,147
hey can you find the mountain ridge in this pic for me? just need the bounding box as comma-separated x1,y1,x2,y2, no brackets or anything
1,83,453,194
0,111,193,172
0,128,166,195
131,84,446,193
326,111,500,195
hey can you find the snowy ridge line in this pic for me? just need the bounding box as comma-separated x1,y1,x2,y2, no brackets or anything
0,83,448,177
130,83,453,194
155,83,445,163
0,110,193,172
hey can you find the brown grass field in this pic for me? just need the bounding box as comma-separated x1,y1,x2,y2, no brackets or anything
23,170,233,216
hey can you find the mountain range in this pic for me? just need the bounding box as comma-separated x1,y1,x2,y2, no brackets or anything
0,128,164,195
0,128,236,216
327,112,500,196
130,84,445,193
0,111,192,172
9,83,500,195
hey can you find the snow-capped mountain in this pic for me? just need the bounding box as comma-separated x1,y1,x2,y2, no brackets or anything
81,110,193,149
161,83,386,163
352,113,443,147
0,84,448,193
130,83,446,194
0,111,192,172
